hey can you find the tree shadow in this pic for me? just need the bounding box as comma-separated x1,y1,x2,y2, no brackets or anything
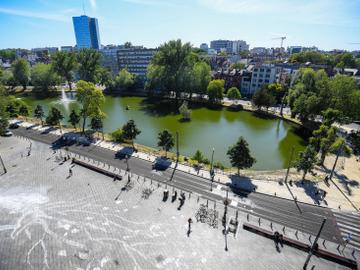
226,104,243,112
152,157,172,171
294,180,324,205
321,165,359,196
227,174,258,197
139,99,179,117
41,126,57,134
115,147,135,160
26,123,40,130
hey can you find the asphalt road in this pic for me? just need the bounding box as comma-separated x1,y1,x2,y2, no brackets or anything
11,127,348,246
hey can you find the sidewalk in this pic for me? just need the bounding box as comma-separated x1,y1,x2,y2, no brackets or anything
11,120,360,211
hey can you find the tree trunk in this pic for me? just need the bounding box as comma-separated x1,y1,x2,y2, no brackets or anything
132,140,135,150
102,128,104,140
67,80,72,91
165,149,167,158
82,116,86,134
302,171,306,180
238,168,240,175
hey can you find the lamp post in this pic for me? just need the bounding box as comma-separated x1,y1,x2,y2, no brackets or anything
210,147,215,191
0,154,6,174
303,218,327,269
125,154,130,182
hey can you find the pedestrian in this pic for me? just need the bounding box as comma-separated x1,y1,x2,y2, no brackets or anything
187,218,193,237
69,168,73,177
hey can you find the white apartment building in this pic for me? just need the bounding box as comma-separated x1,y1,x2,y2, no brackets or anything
250,64,277,94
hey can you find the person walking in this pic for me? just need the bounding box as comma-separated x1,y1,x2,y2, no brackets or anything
68,168,73,177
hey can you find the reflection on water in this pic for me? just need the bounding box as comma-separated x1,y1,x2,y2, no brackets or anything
21,95,307,170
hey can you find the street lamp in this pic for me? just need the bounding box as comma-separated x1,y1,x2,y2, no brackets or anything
210,147,215,191
125,154,130,182
0,154,7,174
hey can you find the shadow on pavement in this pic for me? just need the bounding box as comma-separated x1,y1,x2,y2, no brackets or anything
115,147,135,160
227,174,258,197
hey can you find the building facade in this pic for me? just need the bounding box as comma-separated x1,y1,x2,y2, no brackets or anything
210,40,249,54
100,45,124,75
200,43,209,52
117,47,157,78
250,64,277,94
72,15,101,49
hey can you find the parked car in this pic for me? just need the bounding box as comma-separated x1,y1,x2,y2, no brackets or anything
3,129,13,137
9,123,19,129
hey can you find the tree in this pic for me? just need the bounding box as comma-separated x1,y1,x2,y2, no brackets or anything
0,85,9,135
207,80,224,104
12,59,30,89
110,128,125,143
0,69,16,89
34,104,45,125
322,108,342,126
97,67,113,89
90,115,104,140
45,107,64,129
0,117,8,136
192,61,211,98
267,83,284,104
68,109,80,130
122,120,141,149
52,51,77,90
227,87,241,101
295,146,318,180
230,62,245,70
76,80,105,133
124,42,132,48
192,150,204,164
227,137,256,174
114,69,135,90
146,39,193,99
19,104,30,120
157,130,174,157
77,49,101,83
31,64,59,93
252,87,276,110
179,101,191,120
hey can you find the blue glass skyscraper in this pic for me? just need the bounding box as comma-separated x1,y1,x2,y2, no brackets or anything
72,15,101,50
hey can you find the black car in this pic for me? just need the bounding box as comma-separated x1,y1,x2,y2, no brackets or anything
9,123,19,129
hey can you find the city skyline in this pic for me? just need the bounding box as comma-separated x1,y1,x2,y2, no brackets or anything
0,0,360,50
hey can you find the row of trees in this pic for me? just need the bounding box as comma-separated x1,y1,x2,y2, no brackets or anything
288,68,360,123
289,51,360,69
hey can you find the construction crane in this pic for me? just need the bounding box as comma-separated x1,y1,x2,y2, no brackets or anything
272,36,287,49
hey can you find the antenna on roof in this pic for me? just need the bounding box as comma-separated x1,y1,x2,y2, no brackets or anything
82,0,86,15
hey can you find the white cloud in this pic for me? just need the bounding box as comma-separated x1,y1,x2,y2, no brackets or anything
0,7,69,22
122,0,183,8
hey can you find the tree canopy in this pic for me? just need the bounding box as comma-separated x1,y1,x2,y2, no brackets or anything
227,136,256,174
12,58,30,89
31,63,59,93
77,49,101,83
207,79,224,104
52,51,77,90
157,130,174,157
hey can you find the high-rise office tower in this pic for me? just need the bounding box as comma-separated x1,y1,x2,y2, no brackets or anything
72,15,101,49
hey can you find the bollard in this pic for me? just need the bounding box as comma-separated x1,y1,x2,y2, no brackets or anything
352,250,355,256
270,222,273,230
258,217,261,226
309,235,312,243
322,239,326,247
188,193,191,199
206,199,209,207
214,201,217,209
282,226,285,233
197,196,200,203
295,231,298,238
151,179,153,185
247,214,249,221
337,244,341,250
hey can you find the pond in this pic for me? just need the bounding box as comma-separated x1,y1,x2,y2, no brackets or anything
20,93,307,170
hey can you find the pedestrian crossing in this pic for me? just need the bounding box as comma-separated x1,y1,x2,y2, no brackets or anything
333,211,360,251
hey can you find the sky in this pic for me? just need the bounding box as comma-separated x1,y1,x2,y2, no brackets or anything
0,0,360,50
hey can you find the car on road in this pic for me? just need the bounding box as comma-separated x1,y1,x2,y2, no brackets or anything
3,129,13,137
9,123,20,129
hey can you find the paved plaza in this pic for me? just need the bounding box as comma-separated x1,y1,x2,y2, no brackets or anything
0,136,355,269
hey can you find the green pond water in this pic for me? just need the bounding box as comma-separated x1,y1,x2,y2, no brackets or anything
20,94,307,170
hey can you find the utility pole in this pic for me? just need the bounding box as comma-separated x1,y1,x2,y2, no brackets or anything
125,154,130,182
0,154,7,174
210,147,215,191
176,132,179,163
329,142,344,181
284,146,295,184
303,218,327,270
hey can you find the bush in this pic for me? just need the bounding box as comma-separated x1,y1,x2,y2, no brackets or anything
214,161,225,170
111,128,125,143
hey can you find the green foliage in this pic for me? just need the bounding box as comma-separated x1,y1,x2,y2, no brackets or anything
19,104,30,118
252,87,276,110
12,58,30,89
227,87,241,100
192,61,211,97
0,117,8,136
192,150,205,163
179,101,191,120
349,132,360,155
31,63,59,93
267,83,284,104
45,107,63,127
207,79,224,104
230,62,245,70
111,128,125,143
322,108,342,126
227,136,256,173
146,39,194,98
122,120,141,148
97,67,113,89
34,105,45,124
0,49,16,62
0,69,16,88
52,51,77,90
157,130,174,156
0,85,9,135
5,96,28,117
90,115,104,138
68,109,80,129
76,80,105,133
295,146,318,180
77,49,101,83
114,69,136,90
